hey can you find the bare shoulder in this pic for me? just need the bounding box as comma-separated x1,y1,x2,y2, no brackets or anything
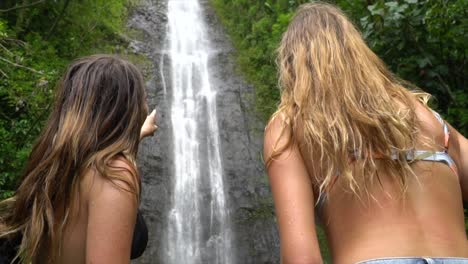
81,157,138,207
409,99,446,148
264,114,293,159
409,96,468,198
85,157,138,262
411,97,465,152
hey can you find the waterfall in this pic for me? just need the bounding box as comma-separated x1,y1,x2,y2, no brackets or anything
164,0,233,263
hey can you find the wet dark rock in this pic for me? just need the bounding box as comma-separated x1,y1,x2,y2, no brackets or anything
131,0,280,263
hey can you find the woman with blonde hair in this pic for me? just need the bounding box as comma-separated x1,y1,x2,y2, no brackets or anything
264,2,468,264
0,55,157,263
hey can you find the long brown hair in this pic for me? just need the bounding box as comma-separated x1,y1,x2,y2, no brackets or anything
268,2,430,197
0,55,147,263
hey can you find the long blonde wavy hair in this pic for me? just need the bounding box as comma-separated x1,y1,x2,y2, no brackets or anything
268,2,430,197
0,55,147,263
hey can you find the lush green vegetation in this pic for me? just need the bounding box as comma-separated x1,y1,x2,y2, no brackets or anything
211,0,467,260
0,0,135,198
211,0,467,133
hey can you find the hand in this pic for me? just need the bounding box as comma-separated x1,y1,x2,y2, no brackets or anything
140,109,158,139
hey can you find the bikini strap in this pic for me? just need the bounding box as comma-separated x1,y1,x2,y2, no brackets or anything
315,110,456,218
431,110,450,150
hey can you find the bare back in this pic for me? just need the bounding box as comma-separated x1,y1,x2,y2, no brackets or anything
56,158,138,264
313,103,468,263
264,101,468,264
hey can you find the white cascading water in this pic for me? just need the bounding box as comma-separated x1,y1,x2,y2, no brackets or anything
165,0,233,263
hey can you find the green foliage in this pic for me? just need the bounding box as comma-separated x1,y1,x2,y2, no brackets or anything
0,0,134,197
237,198,276,224
360,0,467,135
212,0,467,133
316,227,331,263
466,208,468,230
211,0,299,120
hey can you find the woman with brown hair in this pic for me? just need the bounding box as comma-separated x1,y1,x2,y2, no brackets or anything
0,54,157,263
264,2,467,264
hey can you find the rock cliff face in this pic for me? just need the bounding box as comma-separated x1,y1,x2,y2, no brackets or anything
129,1,280,263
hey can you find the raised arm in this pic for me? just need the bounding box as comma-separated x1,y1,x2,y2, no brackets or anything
85,160,138,264
140,109,158,140
264,117,323,264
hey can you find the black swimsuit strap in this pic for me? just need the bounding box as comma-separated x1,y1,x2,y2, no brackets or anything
131,210,148,259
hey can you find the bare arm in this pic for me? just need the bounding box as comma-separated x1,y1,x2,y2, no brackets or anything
416,103,467,204
140,109,158,140
85,163,138,264
264,117,323,264
448,124,468,203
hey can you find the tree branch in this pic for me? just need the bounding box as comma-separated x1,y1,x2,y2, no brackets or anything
0,68,8,78
0,56,42,74
0,0,46,13
0,43,13,56
1,38,27,46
